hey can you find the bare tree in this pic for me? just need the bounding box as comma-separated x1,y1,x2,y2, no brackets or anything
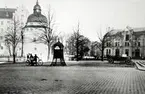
66,32,90,60
66,23,90,60
37,6,57,61
90,41,101,59
5,15,21,63
74,22,80,61
96,27,112,61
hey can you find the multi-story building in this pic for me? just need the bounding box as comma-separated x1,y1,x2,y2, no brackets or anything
0,8,16,56
104,26,145,58
0,6,28,56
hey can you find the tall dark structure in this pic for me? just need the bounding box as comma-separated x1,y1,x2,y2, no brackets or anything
51,40,66,66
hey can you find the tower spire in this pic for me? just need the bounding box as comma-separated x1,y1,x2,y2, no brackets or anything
36,0,39,5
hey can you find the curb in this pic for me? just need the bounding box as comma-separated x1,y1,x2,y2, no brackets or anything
134,62,145,71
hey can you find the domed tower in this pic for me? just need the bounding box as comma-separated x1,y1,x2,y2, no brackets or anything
23,0,48,62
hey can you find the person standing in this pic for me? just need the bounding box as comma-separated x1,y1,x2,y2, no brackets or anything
34,54,38,64
30,54,34,66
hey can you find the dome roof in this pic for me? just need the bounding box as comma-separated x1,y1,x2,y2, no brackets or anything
26,0,47,24
27,13,47,23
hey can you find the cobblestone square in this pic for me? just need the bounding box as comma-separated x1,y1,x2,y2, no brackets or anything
0,61,145,94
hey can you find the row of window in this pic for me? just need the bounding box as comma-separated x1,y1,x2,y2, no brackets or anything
106,49,111,55
126,35,141,41
124,42,141,47
106,48,142,57
105,34,143,47
0,21,24,26
0,27,10,31
0,21,10,25
106,49,130,56
106,42,141,47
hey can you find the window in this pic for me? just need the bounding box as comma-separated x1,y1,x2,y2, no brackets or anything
1,28,3,32
7,27,10,30
1,21,3,25
21,14,24,18
134,42,140,47
126,34,129,41
106,42,111,47
115,49,120,56
115,42,117,46
115,42,120,47
125,42,129,46
21,22,24,26
7,21,10,23
109,49,111,54
1,46,3,50
138,42,140,47
0,36,3,40
118,42,120,46
34,47,37,50
106,49,111,55
134,42,136,46
125,49,129,56
106,49,108,55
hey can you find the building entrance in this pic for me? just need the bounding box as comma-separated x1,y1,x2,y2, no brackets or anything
135,49,140,58
115,49,120,56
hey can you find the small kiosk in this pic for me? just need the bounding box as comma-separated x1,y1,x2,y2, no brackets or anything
50,40,66,66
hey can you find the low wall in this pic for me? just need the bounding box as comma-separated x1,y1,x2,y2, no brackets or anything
0,56,26,62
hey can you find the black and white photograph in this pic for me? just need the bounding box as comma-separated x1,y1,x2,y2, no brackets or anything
0,0,145,94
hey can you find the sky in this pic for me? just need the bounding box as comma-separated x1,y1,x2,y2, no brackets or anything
1,0,145,41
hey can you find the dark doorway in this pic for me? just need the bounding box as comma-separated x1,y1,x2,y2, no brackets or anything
135,49,140,58
115,49,120,56
125,49,129,56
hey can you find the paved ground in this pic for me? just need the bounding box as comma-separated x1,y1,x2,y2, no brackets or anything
133,60,145,71
0,61,145,94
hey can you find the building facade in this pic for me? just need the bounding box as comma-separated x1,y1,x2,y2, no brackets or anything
0,6,28,56
104,27,145,58
0,8,16,56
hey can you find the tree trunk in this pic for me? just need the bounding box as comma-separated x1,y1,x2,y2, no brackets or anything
13,47,16,63
21,30,24,57
47,44,50,61
101,50,104,61
8,45,11,56
13,53,16,63
101,45,104,61
76,37,79,61
101,39,105,61
21,36,24,57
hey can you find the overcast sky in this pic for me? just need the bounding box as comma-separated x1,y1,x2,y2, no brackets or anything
1,0,145,41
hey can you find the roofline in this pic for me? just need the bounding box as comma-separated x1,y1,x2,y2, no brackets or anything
0,8,16,11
